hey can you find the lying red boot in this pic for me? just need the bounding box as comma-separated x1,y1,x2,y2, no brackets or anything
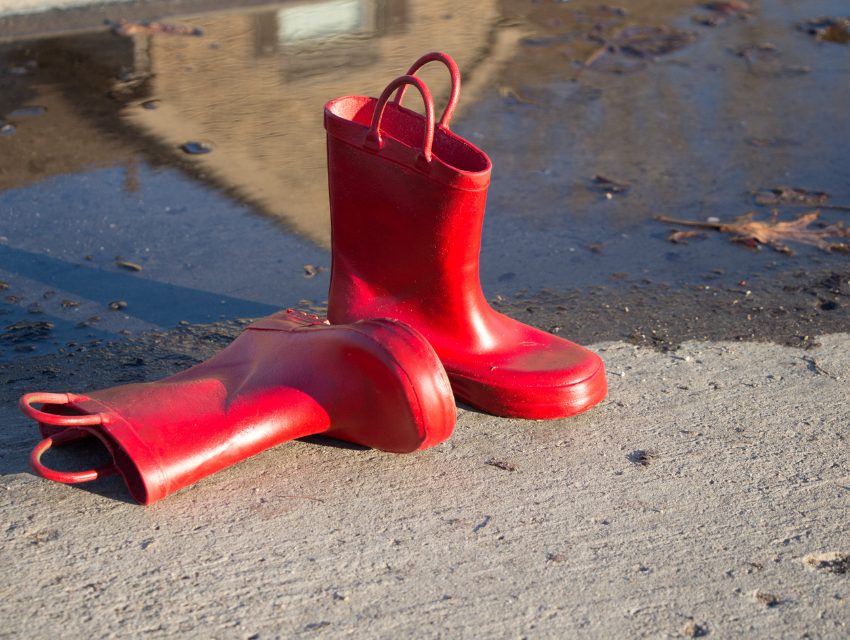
324,52,607,419
20,310,455,504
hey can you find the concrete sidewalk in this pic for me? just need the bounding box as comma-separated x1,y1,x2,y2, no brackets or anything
1,334,848,638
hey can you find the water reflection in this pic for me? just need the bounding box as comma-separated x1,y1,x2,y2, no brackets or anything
0,0,522,359
0,0,848,360
115,0,519,246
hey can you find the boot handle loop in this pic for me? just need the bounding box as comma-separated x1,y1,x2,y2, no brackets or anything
19,392,103,426
393,52,460,129
30,429,118,484
365,75,435,163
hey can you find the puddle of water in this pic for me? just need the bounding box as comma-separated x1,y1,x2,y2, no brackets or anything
466,0,850,294
1,0,848,361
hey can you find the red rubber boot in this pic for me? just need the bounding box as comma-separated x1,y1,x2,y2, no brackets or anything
324,53,607,419
20,310,455,504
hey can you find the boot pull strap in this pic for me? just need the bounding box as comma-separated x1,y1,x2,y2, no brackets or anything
19,392,103,426
365,75,435,164
393,52,460,129
30,429,118,484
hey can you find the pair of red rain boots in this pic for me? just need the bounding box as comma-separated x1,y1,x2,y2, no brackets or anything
19,52,606,505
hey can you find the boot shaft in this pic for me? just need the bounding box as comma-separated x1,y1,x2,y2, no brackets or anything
23,312,455,504
325,92,494,342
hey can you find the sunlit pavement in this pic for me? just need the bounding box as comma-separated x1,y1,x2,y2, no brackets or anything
1,0,849,637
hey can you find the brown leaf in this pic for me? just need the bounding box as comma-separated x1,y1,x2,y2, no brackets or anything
656,211,850,256
116,261,143,272
619,26,698,58
668,230,704,244
302,265,328,278
692,14,726,27
752,186,829,207
819,25,850,44
796,17,850,44
584,25,697,67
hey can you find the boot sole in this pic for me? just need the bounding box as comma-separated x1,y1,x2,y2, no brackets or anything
446,360,608,420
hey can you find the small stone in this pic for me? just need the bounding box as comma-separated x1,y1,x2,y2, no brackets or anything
753,590,780,607
682,619,708,637
802,552,850,574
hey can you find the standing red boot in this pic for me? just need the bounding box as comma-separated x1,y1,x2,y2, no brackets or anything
324,53,607,419
20,311,455,504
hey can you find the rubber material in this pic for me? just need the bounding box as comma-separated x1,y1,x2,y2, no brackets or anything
30,430,118,483
324,52,607,419
393,51,460,129
20,312,455,504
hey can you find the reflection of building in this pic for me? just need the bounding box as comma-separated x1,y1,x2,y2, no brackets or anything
0,33,138,194
121,0,520,247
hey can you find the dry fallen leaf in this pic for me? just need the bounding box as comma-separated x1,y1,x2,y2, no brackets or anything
753,188,849,211
668,230,705,244
621,26,698,57
302,265,328,278
819,24,850,44
796,16,850,44
116,261,143,272
752,186,829,206
656,211,850,256
585,25,697,67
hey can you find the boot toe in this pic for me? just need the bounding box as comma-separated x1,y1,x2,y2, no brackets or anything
444,328,607,420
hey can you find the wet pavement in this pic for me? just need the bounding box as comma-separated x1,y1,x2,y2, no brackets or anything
1,0,848,361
